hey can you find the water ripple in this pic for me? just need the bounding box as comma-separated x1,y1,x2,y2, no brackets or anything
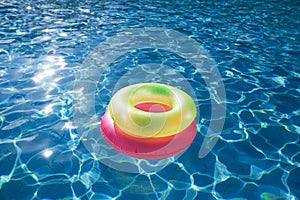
0,0,299,199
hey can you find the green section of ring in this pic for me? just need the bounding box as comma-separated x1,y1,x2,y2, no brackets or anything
108,83,196,138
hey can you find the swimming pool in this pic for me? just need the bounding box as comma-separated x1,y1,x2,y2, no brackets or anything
0,0,299,199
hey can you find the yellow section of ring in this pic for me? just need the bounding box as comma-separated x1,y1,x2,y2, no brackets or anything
108,83,196,138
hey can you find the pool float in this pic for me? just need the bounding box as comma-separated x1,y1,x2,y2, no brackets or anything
100,83,197,160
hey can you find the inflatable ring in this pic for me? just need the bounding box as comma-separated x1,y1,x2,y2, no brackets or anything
108,83,196,138
100,83,197,160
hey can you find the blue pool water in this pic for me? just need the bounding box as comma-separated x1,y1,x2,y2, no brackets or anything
0,0,300,199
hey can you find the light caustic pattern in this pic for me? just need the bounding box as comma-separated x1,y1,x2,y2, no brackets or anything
0,0,300,199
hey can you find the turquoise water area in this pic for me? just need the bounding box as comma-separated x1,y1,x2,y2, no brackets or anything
0,0,300,199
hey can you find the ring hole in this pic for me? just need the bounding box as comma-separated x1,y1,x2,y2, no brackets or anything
134,102,172,113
